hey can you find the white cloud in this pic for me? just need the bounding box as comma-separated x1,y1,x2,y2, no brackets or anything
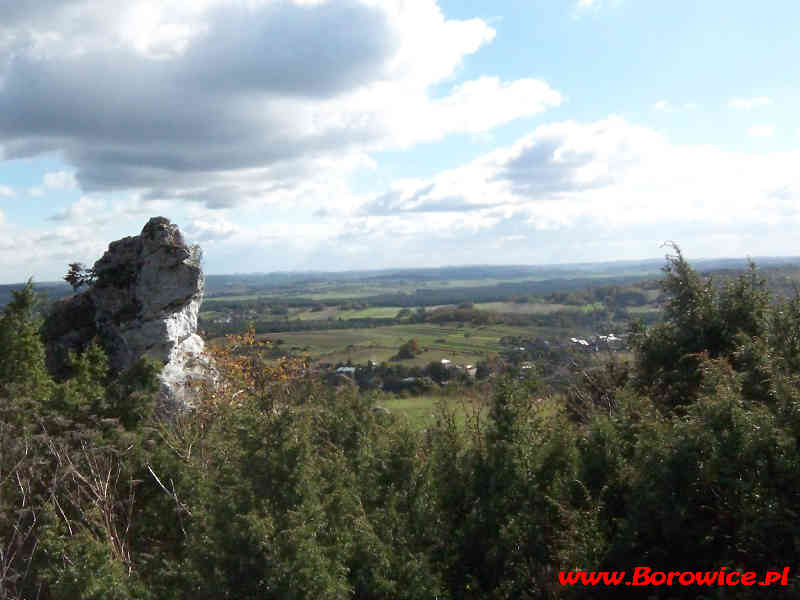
0,219,119,283
335,117,800,267
3,2,797,279
375,76,562,147
25,170,78,197
748,124,776,138
0,185,14,197
362,117,668,218
48,196,106,221
184,218,240,242
6,110,800,278
43,170,77,190
729,96,771,110
0,0,560,210
119,117,793,273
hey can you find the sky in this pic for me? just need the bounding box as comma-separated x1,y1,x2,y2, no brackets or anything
1,0,799,283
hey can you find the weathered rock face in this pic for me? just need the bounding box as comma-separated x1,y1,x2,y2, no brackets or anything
43,217,207,408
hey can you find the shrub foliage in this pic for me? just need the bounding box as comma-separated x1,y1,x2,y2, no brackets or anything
2,250,800,598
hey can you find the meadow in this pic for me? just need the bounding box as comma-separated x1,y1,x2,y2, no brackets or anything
257,322,590,367
378,392,489,430
201,276,561,303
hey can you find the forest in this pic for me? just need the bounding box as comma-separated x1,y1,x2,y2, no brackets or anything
1,249,799,598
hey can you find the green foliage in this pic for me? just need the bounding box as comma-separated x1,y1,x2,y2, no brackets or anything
424,377,603,599
107,357,161,428
394,338,422,360
4,252,800,598
633,245,769,409
589,363,799,595
51,341,109,418
38,522,153,600
0,280,54,399
146,379,444,600
425,360,449,383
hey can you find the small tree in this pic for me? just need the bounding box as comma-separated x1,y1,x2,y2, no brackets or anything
0,280,54,398
394,339,422,360
64,262,95,291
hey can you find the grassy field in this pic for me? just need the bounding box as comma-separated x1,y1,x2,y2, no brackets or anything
203,298,616,321
295,306,405,320
294,306,339,320
204,281,498,303
475,301,588,314
260,324,499,366
257,300,616,324
201,304,409,323
378,390,566,431
204,276,561,302
203,270,665,303
626,306,661,316
379,392,489,431
255,322,591,366
202,260,674,304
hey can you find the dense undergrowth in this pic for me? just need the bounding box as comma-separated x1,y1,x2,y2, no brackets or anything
1,248,799,598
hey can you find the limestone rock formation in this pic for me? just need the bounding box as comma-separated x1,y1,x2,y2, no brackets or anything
43,217,207,408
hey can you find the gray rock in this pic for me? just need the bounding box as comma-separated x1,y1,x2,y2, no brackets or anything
43,217,208,409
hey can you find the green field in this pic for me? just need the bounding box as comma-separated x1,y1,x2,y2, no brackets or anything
203,276,555,303
289,300,610,323
379,393,488,430
476,301,587,314
255,322,590,366
295,305,405,320
201,304,410,323
626,306,661,316
203,268,665,304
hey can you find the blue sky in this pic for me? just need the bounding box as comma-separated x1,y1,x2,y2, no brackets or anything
0,0,798,283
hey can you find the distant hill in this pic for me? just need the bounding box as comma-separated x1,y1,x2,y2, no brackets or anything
4,256,800,309
0,281,73,309
201,256,800,298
